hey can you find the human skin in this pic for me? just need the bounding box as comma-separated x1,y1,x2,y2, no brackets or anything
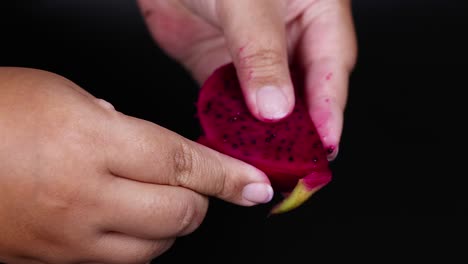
0,1,357,262
137,0,357,161
0,67,272,263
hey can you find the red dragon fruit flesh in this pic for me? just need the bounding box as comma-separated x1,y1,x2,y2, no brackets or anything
196,63,332,214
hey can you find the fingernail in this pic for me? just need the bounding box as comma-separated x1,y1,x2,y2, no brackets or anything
242,183,274,204
256,86,289,120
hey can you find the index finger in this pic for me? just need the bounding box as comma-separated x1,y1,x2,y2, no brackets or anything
104,113,273,206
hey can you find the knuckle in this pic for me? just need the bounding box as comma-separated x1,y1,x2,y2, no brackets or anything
140,241,174,263
211,166,228,198
172,141,195,187
176,202,195,235
176,195,208,236
238,48,285,74
149,239,175,259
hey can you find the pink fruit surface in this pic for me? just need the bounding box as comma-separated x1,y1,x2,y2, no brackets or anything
196,63,332,214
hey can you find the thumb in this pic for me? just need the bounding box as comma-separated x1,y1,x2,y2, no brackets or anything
105,113,274,206
218,0,294,121
181,0,295,121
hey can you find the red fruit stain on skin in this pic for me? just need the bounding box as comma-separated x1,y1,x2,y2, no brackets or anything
143,9,154,18
311,110,331,130
325,72,333,81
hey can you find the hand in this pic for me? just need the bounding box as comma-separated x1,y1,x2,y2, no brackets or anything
138,0,357,160
0,68,272,264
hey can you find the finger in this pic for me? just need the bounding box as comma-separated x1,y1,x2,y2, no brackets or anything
99,176,208,239
217,0,294,121
137,0,232,83
300,0,357,160
91,232,173,264
105,114,273,206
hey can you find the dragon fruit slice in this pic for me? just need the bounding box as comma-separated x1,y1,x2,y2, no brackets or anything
196,63,332,214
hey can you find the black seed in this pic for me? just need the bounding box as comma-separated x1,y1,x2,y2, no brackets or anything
236,131,241,136
223,80,230,88
216,114,223,119
232,143,238,149
281,139,286,144
241,125,247,130
277,146,283,152
251,139,256,145
265,133,276,143
313,141,320,148
203,101,212,114
223,134,229,139
308,130,315,135
288,156,294,162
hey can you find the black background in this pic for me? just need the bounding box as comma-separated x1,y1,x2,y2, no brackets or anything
1,1,467,263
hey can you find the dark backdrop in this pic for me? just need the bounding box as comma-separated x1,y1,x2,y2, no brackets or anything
1,1,467,263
